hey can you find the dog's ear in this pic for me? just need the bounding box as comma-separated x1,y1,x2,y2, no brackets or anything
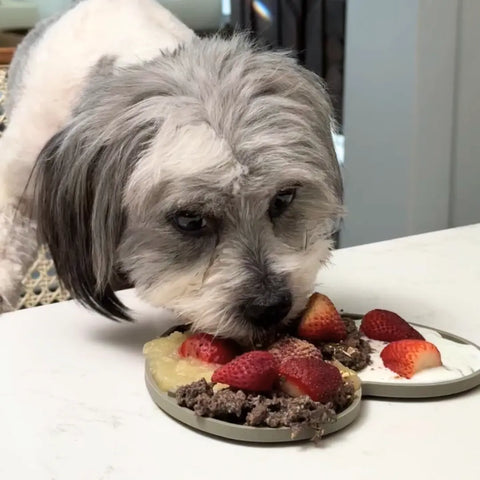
33,116,157,321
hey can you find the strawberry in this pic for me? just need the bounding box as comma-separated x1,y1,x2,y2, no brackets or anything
380,339,442,379
278,357,343,403
360,309,424,342
268,336,323,366
211,351,277,391
178,333,238,364
297,293,347,342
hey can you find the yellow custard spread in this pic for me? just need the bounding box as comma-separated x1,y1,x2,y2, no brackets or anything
143,332,219,392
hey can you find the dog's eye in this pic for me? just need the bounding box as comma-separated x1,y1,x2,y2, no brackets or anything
171,211,208,235
269,188,296,219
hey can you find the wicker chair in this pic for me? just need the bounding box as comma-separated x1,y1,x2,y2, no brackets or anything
0,65,71,309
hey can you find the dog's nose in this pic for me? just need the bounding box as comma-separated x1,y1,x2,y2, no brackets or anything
242,291,292,327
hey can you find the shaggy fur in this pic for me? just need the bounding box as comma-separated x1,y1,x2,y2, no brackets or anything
0,0,343,344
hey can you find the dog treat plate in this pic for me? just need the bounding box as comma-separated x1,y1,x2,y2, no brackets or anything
145,365,362,443
144,318,480,442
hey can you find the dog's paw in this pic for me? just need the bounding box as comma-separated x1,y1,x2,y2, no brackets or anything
0,258,23,313
0,294,14,313
0,204,38,313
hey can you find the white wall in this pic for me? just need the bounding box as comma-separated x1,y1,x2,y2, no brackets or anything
450,0,480,227
34,0,73,19
340,0,459,247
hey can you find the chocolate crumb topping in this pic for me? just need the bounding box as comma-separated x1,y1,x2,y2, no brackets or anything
175,378,355,440
319,318,372,371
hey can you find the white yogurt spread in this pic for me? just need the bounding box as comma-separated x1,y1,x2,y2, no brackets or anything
357,326,480,383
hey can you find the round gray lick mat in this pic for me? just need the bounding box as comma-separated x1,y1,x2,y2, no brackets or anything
145,365,362,443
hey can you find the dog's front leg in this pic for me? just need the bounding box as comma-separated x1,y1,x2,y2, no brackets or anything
0,203,38,312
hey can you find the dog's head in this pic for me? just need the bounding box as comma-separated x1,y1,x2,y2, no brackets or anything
34,36,343,345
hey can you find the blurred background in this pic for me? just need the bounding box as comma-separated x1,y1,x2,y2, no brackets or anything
1,0,479,248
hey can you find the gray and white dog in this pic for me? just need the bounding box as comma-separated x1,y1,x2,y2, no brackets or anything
0,0,343,344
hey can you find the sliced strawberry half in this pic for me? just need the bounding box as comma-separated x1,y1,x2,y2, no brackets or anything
268,336,323,366
380,339,442,379
178,333,239,364
278,357,343,403
360,309,424,342
211,351,277,391
297,293,347,342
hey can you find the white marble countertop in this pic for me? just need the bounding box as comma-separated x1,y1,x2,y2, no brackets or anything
1,224,479,480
